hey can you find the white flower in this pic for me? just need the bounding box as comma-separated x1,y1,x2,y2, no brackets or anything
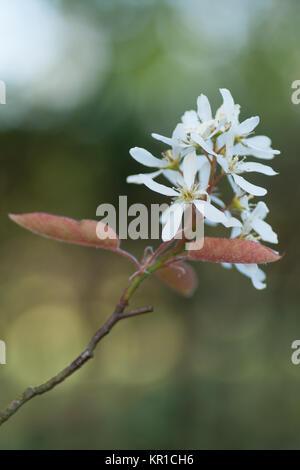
231,198,278,244
232,135,280,160
138,152,241,241
152,93,221,154
128,147,179,170
222,262,267,290
215,89,260,145
180,94,218,139
127,170,162,185
152,124,193,155
221,198,277,289
216,115,260,153
126,147,181,185
215,89,280,160
216,133,278,196
126,87,280,288
215,88,241,129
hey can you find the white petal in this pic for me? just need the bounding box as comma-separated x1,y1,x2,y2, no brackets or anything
151,133,175,147
172,123,188,142
233,141,279,160
163,169,183,186
162,203,185,241
130,147,165,168
171,145,182,160
251,218,278,244
182,151,198,189
227,174,239,194
204,219,218,227
181,110,199,127
160,204,175,225
232,174,267,196
236,116,259,135
194,200,217,222
239,195,250,211
198,154,211,166
222,263,232,269
232,142,257,158
191,133,217,156
251,201,269,220
235,263,256,276
233,104,241,122
225,128,236,148
244,142,280,160
219,88,235,122
238,161,278,176
199,160,212,190
255,266,267,289
197,94,212,122
160,204,172,224
194,200,241,227
153,125,192,151
216,132,226,151
235,263,266,290
226,175,244,198
212,117,227,138
216,155,229,172
211,195,225,208
247,147,279,160
247,136,271,148
246,136,280,154
224,216,242,228
127,170,162,184
140,175,178,197
231,226,242,238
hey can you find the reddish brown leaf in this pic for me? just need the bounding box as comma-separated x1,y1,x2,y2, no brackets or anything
9,212,119,251
187,237,281,264
155,261,198,296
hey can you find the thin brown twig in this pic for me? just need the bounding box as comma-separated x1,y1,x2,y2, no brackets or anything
0,295,153,426
121,305,153,319
0,234,187,427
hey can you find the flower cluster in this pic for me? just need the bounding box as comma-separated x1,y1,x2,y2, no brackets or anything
127,89,280,289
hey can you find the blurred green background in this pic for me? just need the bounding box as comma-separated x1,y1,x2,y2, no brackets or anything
0,0,299,450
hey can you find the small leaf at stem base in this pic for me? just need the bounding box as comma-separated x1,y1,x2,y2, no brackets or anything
155,261,198,296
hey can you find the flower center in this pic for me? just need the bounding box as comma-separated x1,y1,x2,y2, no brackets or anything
162,151,181,170
177,183,201,202
228,155,246,173
228,156,240,172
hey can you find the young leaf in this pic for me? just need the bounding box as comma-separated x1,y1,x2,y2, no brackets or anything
187,237,281,264
155,261,198,296
9,212,119,251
